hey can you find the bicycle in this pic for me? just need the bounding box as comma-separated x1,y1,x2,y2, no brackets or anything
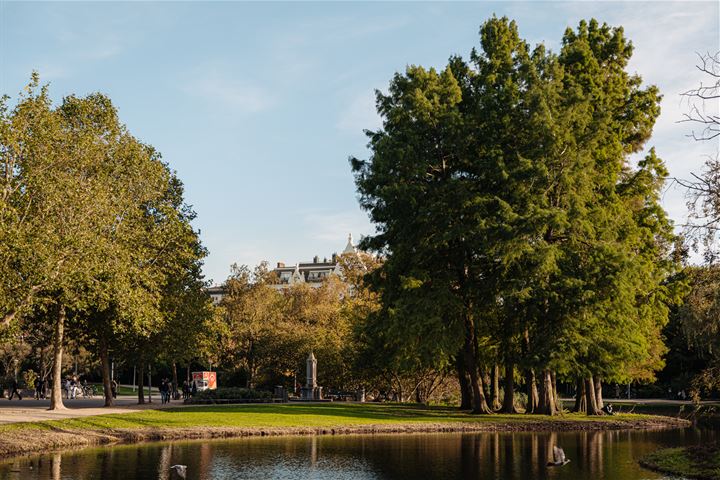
81,384,95,398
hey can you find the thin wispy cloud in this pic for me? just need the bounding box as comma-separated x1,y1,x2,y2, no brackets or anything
336,90,381,134
182,70,275,113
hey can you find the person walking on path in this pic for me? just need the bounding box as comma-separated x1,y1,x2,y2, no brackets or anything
70,376,78,399
111,380,118,399
159,379,168,404
191,380,197,398
8,379,22,400
34,378,44,400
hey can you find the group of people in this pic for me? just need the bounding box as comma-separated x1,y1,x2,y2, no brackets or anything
4,378,44,400
181,380,197,400
159,378,175,404
4,375,198,402
154,378,202,404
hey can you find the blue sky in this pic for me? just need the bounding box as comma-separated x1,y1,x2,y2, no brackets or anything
1,1,718,283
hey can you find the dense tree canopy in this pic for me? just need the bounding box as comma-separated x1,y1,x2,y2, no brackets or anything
0,76,212,408
352,17,682,415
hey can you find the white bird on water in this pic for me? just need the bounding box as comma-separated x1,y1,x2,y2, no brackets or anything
170,465,187,478
547,446,571,467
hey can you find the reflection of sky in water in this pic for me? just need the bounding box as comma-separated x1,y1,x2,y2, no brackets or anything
207,450,378,480
0,428,716,480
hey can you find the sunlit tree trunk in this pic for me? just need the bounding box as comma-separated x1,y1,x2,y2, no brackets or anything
463,319,491,413
50,305,66,410
536,369,556,415
594,377,603,410
490,364,502,411
586,376,602,415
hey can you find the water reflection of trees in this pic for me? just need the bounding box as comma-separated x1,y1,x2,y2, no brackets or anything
0,428,712,479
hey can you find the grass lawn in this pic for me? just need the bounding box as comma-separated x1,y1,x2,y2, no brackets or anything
641,443,720,480
15,403,656,432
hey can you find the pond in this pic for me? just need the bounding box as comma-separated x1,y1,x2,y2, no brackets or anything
0,426,716,480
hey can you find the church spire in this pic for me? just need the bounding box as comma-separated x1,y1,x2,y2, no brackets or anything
343,233,355,254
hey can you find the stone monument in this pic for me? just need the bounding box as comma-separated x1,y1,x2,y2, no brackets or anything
301,352,322,400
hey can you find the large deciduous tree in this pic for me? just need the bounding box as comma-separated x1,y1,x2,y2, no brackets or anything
1,76,209,409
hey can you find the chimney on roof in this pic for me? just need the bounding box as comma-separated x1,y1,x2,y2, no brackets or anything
313,255,319,263
277,262,285,268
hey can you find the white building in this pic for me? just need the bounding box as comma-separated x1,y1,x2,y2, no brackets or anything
207,234,358,303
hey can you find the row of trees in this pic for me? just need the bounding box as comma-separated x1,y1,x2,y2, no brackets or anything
0,75,216,409
216,252,461,403
350,17,686,415
216,253,375,392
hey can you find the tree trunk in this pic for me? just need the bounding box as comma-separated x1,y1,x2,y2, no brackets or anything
137,364,145,404
481,367,493,401
99,339,113,407
247,342,255,389
586,376,602,415
172,362,179,400
147,366,152,403
49,305,67,410
573,377,586,413
594,376,603,410
478,367,493,413
490,364,502,411
40,346,47,398
464,316,491,414
536,369,557,415
525,369,538,414
500,360,518,413
456,354,473,410
552,371,562,413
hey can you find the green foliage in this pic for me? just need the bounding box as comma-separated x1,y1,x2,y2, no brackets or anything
21,369,36,389
0,75,212,405
676,266,720,399
351,16,681,410
217,253,382,392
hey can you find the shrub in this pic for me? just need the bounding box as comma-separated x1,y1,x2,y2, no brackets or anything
22,370,37,390
195,387,272,400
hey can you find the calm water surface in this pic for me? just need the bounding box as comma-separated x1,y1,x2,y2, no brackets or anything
0,427,716,480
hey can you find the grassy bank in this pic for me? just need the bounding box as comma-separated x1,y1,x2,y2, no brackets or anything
641,443,720,480
0,403,690,459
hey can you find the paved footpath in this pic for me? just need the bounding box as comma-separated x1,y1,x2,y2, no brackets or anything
0,394,183,424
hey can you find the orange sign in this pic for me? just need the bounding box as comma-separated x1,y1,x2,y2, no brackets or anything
192,371,217,390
